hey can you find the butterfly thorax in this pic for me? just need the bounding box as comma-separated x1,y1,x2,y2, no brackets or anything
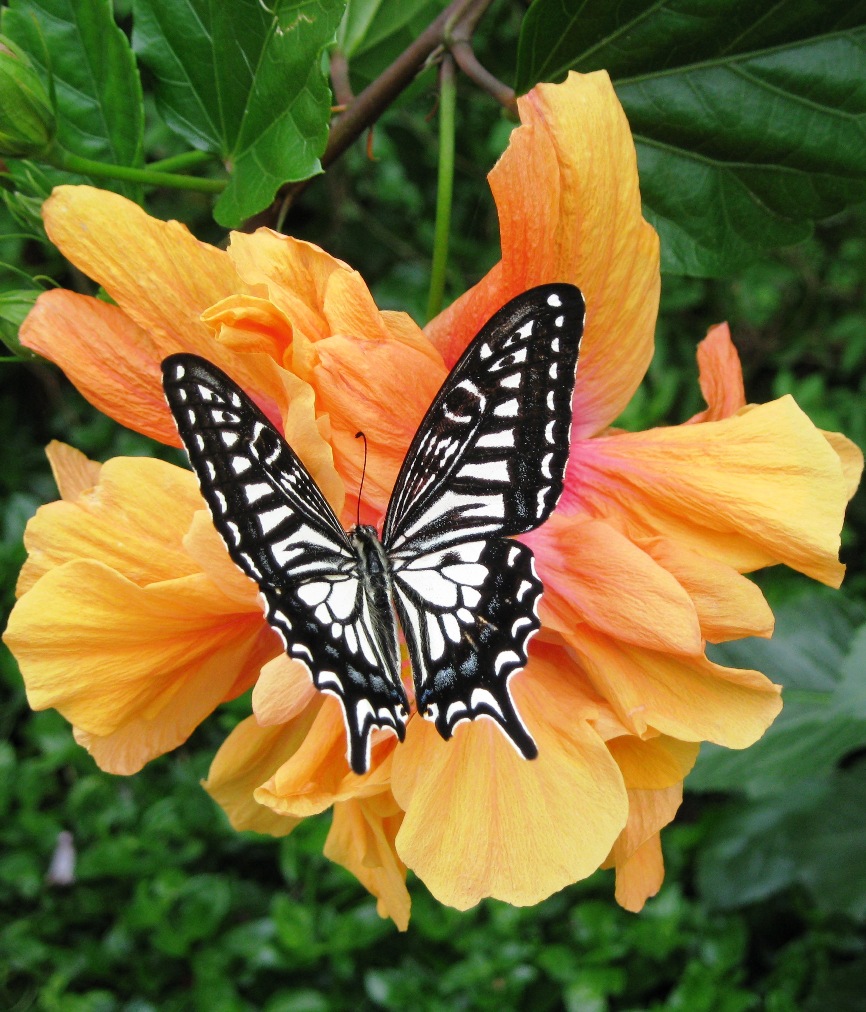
349,524,401,681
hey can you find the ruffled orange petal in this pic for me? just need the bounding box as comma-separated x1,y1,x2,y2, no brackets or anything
204,710,323,836
613,829,665,912
566,396,851,586
823,430,864,501
571,625,782,747
526,513,702,655
17,456,205,595
636,536,774,642
688,323,746,423
324,794,410,930
254,697,398,818
426,71,659,439
391,645,627,909
252,653,318,726
21,291,181,444
609,785,683,912
45,440,102,500
311,335,447,518
607,734,699,790
42,186,244,347
5,562,277,772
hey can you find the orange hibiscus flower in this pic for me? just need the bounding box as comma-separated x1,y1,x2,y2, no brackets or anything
4,72,861,930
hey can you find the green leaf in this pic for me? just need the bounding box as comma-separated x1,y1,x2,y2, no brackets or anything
0,289,41,359
516,0,866,277
2,0,144,199
134,0,345,227
690,595,866,796
132,0,275,153
341,0,446,87
215,0,346,227
697,763,866,921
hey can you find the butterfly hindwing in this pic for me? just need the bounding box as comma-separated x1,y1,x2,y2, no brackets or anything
383,284,584,753
162,354,408,773
390,538,541,756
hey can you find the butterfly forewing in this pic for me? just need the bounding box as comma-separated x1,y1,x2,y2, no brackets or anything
383,284,585,555
162,355,408,774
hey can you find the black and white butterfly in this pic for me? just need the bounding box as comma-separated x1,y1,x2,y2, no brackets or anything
162,284,585,774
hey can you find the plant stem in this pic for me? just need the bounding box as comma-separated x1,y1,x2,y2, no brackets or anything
426,55,457,322
147,150,216,173
49,149,226,193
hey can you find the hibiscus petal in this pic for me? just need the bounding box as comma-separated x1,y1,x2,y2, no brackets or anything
614,834,664,912
324,795,410,931
566,396,851,586
607,735,699,790
312,335,446,518
204,711,322,836
17,457,205,595
45,440,102,500
42,186,243,345
5,562,277,769
426,71,659,439
571,625,782,748
254,697,398,818
252,653,318,727
636,536,774,643
688,323,746,423
527,513,702,655
609,785,682,912
21,291,180,444
391,647,627,909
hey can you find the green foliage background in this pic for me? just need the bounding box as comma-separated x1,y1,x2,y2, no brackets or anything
1,1,865,1009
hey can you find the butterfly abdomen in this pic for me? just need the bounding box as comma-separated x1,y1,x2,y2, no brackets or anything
350,525,403,700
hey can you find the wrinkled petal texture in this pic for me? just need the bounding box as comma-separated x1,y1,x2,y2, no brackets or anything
426,71,659,440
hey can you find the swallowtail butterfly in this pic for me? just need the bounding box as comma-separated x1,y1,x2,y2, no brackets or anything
162,284,585,773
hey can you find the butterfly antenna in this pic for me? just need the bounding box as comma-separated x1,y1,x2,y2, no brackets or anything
354,431,367,528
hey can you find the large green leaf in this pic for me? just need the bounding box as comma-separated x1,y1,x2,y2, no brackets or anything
697,763,866,921
2,0,144,199
690,595,866,796
133,0,345,227
516,0,866,277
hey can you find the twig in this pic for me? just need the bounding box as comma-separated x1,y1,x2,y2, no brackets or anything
450,40,517,117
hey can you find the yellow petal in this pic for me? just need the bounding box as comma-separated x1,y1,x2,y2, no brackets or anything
610,785,682,912
566,396,850,586
636,536,774,642
688,323,746,423
21,291,181,445
324,795,410,931
43,186,243,347
204,710,323,836
6,562,277,771
254,697,398,818
182,510,261,608
45,441,102,500
571,625,782,748
527,513,702,655
426,71,659,438
613,832,665,913
823,429,864,502
252,653,318,726
17,457,204,595
607,735,699,790
391,646,627,909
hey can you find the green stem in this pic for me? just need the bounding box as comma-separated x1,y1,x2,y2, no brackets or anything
148,149,215,173
49,148,226,193
426,54,457,322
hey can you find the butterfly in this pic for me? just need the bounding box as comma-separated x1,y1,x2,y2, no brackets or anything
162,283,585,774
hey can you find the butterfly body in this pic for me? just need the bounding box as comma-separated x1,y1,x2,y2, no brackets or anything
162,284,585,773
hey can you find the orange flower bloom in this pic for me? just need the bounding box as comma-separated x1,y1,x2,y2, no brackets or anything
4,72,861,928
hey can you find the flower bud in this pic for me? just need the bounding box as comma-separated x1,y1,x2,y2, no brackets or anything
0,37,55,159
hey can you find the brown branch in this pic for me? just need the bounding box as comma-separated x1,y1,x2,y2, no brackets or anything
271,0,495,225
450,40,517,117
329,50,354,108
